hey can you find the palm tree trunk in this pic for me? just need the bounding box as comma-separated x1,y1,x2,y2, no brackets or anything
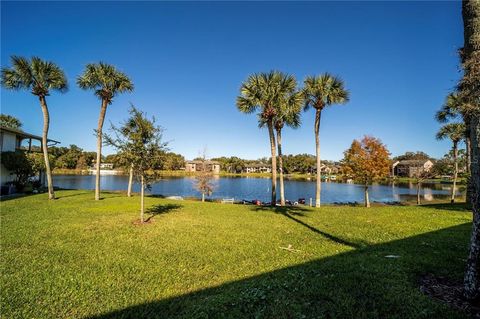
462,0,480,300
314,109,322,208
268,122,277,206
95,99,108,201
364,184,370,208
202,192,205,202
276,127,285,206
466,129,473,208
464,114,480,300
39,96,55,200
451,142,458,204
140,174,145,223
127,164,133,197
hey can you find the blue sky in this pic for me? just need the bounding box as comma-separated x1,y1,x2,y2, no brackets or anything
1,1,463,160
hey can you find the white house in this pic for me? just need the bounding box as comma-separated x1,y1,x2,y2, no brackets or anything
0,126,59,188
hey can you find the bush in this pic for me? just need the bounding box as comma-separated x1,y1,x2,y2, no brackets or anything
0,151,43,191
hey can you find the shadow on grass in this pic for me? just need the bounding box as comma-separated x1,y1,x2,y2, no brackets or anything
89,223,472,319
144,203,183,222
251,206,366,249
422,202,471,212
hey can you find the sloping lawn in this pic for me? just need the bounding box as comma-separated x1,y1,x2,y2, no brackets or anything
0,190,473,318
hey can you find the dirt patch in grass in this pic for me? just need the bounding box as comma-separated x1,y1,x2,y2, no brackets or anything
420,274,480,318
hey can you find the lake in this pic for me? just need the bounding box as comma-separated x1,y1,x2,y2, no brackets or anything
52,175,464,203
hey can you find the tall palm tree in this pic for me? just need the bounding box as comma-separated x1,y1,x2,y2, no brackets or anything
77,63,133,200
436,123,466,203
1,56,68,200
271,91,302,206
237,71,297,206
436,92,474,173
303,74,349,207
436,92,475,207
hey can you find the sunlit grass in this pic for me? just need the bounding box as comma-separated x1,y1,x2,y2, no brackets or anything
1,190,472,318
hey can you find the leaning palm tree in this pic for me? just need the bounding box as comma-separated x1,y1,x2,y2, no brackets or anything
270,91,302,206
436,122,466,203
1,56,68,200
237,71,298,206
77,63,133,200
303,74,349,207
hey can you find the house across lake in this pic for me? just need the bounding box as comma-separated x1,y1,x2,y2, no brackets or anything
185,160,221,174
392,159,434,178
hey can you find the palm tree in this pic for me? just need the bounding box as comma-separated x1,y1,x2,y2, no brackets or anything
236,71,298,206
436,92,475,207
303,74,349,207
436,123,466,203
436,93,474,173
1,56,68,200
271,91,302,206
77,63,133,200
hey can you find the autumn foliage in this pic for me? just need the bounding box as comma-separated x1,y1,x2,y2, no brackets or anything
341,136,391,207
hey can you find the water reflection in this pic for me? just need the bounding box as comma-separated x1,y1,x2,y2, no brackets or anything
52,175,464,204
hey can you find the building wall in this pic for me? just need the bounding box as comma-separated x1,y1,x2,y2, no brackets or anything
1,132,18,152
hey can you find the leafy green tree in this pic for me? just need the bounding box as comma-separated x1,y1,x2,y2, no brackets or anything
1,151,35,190
105,106,167,222
1,56,68,199
237,71,298,206
436,122,466,203
393,151,432,161
77,62,134,200
303,74,349,207
0,114,22,129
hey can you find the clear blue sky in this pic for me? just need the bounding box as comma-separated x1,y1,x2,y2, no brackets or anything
1,1,463,160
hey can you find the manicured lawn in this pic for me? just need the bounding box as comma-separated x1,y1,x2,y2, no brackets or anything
0,190,473,318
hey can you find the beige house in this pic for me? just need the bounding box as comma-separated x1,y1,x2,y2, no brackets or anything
185,160,220,174
0,126,59,188
243,163,272,173
392,159,434,178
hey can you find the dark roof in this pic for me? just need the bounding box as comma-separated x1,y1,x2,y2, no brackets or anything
186,160,220,165
397,159,432,166
0,126,60,144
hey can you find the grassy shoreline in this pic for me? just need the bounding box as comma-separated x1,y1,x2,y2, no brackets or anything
1,190,473,318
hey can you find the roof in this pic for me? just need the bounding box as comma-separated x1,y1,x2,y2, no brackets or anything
0,126,60,144
397,159,432,166
186,160,220,165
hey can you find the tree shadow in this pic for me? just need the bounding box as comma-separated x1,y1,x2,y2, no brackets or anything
88,223,472,319
421,202,471,212
144,203,183,222
250,206,366,249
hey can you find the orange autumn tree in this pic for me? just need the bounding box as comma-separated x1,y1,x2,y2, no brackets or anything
341,136,391,207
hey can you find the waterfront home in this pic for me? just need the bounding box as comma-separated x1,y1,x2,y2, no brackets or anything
392,159,434,178
0,126,59,190
91,162,114,170
243,163,272,173
185,160,221,173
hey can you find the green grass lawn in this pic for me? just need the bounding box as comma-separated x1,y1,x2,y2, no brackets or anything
0,190,473,318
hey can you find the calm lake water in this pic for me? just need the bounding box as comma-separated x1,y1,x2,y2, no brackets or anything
53,175,464,203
